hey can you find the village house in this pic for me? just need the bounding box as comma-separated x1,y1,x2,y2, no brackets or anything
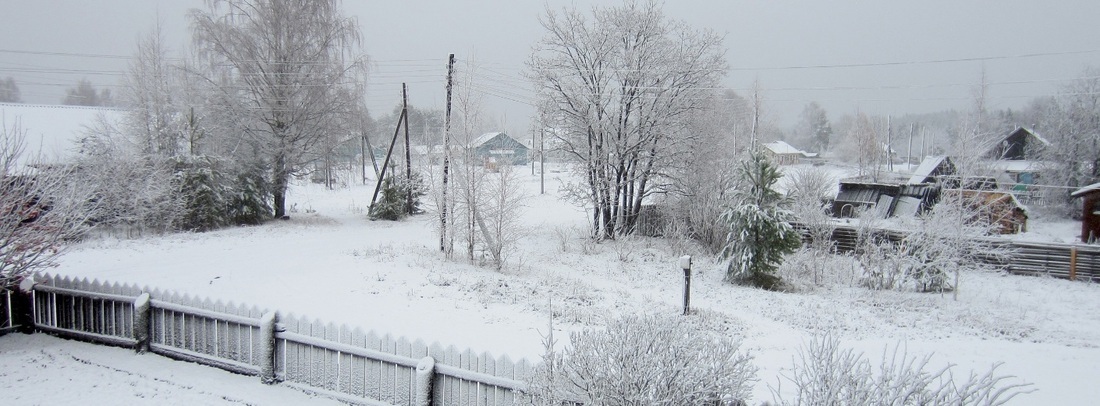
469,132,529,166
762,140,817,165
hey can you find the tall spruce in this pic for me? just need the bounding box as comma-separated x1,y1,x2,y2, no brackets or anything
721,151,800,290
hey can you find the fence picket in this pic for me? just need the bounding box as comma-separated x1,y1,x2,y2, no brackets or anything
363,330,381,401
381,334,397,404
350,328,367,398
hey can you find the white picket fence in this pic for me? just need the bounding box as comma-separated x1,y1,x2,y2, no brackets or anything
21,273,533,406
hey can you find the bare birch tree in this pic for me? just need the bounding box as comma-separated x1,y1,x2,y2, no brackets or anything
190,0,367,218
528,0,727,240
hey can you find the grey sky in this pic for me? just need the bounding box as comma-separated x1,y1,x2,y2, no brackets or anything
2,0,1099,135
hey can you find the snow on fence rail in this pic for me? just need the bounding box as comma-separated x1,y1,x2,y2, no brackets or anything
11,273,532,406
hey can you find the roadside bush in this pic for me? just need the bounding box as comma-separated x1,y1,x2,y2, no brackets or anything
528,313,756,405
772,335,1032,405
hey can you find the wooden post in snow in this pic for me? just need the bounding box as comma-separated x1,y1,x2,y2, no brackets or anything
133,293,151,353
258,311,278,384
414,356,435,406
1071,247,1078,281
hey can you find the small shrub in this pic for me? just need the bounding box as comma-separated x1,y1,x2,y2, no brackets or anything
773,335,1032,405
528,313,756,405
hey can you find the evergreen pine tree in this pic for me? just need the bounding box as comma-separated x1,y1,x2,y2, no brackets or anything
721,151,801,290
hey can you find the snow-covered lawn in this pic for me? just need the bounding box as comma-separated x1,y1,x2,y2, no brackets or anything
4,165,1100,404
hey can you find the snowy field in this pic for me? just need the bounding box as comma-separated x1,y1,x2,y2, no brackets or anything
4,164,1100,404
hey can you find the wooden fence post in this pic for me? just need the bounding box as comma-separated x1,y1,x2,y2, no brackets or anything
680,255,692,316
259,311,278,384
133,293,151,353
14,276,36,334
415,356,435,406
1070,247,1078,281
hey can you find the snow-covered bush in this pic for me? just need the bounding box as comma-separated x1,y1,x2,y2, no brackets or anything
171,156,230,231
528,313,756,405
858,195,1014,294
226,163,271,226
778,248,861,292
772,335,1032,405
78,118,182,235
721,151,801,290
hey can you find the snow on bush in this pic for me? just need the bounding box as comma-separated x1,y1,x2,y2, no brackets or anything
528,313,756,405
771,335,1032,405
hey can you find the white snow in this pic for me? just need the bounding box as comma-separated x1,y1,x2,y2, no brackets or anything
3,163,1099,404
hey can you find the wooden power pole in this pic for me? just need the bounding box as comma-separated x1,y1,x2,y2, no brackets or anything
403,83,412,215
440,54,455,253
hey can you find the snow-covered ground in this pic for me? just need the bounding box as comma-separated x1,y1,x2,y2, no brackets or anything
0,333,342,405
4,164,1099,404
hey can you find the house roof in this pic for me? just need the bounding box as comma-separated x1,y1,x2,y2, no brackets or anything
908,156,949,184
985,126,1052,158
471,132,503,147
763,140,816,157
763,140,800,154
1072,182,1100,198
1,102,125,168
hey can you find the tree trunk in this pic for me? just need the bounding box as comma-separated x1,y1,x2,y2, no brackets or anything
272,153,288,219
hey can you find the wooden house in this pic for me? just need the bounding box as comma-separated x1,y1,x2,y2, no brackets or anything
985,127,1051,187
470,132,529,166
1072,182,1100,243
762,140,817,165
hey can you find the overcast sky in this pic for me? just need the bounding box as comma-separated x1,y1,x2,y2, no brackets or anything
3,0,1099,135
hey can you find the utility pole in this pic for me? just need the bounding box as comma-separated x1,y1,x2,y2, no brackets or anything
441,54,455,254
369,97,406,215
403,83,413,215
750,81,760,150
907,123,915,171
540,128,545,195
886,115,893,172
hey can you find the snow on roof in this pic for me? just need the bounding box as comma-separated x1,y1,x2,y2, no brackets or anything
1,103,124,168
1072,182,1100,198
763,140,806,155
908,156,947,184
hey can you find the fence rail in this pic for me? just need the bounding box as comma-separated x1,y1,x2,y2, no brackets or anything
8,273,532,406
794,222,1100,281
